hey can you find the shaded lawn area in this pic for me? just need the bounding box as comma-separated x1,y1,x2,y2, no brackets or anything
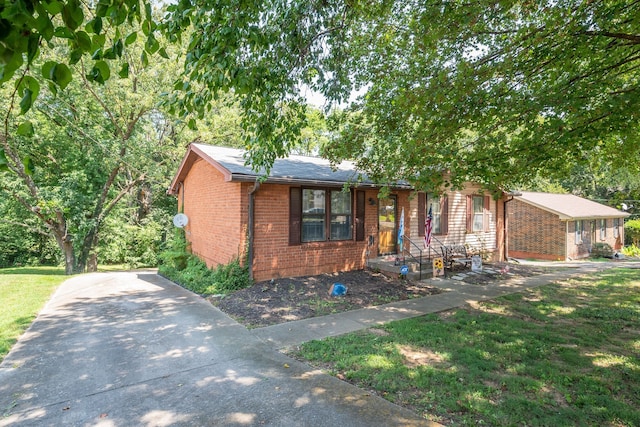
293,268,640,426
0,267,67,361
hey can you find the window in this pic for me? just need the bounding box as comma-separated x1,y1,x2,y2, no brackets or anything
431,198,442,234
613,218,620,239
466,195,489,233
295,188,353,243
330,190,352,240
472,196,484,232
575,220,583,244
418,193,448,237
599,219,607,240
302,189,326,242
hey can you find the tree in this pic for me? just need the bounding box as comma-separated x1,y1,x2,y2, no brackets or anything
0,0,160,88
0,18,183,274
165,1,640,191
5,2,640,191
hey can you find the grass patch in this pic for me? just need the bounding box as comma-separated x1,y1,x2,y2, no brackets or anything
294,268,640,426
0,266,68,362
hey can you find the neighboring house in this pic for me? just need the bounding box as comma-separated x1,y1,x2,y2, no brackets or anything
168,143,507,281
507,191,629,261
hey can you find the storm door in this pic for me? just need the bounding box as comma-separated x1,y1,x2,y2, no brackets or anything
378,195,397,255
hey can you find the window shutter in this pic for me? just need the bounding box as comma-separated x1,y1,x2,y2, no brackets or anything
484,196,490,232
466,195,472,232
441,195,449,235
355,190,365,241
417,192,425,236
289,187,301,245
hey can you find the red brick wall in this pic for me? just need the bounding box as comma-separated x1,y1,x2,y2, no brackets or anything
507,199,566,260
251,184,382,281
178,159,248,267
177,157,426,280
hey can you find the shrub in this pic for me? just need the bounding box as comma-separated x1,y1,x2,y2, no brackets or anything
158,231,252,295
624,219,640,246
622,244,640,258
590,242,614,258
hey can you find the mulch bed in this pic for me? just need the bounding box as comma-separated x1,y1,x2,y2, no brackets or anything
208,263,552,328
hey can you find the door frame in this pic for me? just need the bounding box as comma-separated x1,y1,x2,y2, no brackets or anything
378,195,397,256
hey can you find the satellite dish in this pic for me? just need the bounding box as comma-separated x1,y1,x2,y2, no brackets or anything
173,213,189,228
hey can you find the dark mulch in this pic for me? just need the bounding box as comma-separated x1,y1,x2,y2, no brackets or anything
208,262,553,328
209,270,440,328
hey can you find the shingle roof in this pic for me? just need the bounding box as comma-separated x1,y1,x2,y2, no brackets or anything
168,143,411,194
516,191,629,220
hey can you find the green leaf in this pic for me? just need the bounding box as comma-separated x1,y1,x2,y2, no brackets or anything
125,32,137,45
19,89,33,115
92,60,110,83
42,61,56,79
17,76,41,101
145,34,159,54
113,39,123,57
140,50,148,67
102,47,116,59
92,34,106,49
47,81,57,96
118,63,129,78
35,12,54,41
74,31,92,51
22,156,35,175
69,48,83,64
16,121,35,136
62,2,84,31
27,34,40,64
50,63,72,89
158,47,169,59
86,16,102,35
42,0,63,15
53,26,74,39
0,149,9,172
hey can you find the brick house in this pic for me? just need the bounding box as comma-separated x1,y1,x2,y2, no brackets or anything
168,143,507,281
507,192,629,261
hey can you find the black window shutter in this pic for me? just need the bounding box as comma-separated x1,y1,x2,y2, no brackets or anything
483,195,491,232
289,187,301,245
441,195,449,235
418,192,425,236
355,190,365,241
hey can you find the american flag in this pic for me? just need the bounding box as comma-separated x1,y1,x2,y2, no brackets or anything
424,205,433,248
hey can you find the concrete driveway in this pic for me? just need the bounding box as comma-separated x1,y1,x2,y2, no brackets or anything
0,272,432,426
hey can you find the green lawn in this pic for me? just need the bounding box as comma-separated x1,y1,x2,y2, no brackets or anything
294,268,640,426
0,267,68,362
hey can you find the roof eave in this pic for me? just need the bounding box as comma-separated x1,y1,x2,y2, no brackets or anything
167,144,234,195
229,173,411,189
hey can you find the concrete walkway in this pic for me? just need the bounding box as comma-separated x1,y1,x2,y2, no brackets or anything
1,261,636,426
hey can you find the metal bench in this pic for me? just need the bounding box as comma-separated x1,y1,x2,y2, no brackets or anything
441,245,472,269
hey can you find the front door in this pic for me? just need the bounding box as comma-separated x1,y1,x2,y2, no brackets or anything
378,196,397,255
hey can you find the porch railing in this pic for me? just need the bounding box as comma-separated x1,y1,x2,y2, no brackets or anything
400,235,424,280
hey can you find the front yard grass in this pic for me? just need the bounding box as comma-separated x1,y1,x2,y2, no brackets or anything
294,268,640,426
0,267,67,362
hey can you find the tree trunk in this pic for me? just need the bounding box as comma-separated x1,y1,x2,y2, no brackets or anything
56,235,77,275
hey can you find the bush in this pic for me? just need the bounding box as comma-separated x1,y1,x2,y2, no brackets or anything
622,244,640,258
158,231,252,295
590,242,614,258
624,219,640,246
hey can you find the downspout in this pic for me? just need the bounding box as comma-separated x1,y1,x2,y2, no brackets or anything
247,180,261,280
179,182,185,212
503,193,518,261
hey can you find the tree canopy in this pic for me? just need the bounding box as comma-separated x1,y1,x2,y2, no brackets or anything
3,0,640,192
